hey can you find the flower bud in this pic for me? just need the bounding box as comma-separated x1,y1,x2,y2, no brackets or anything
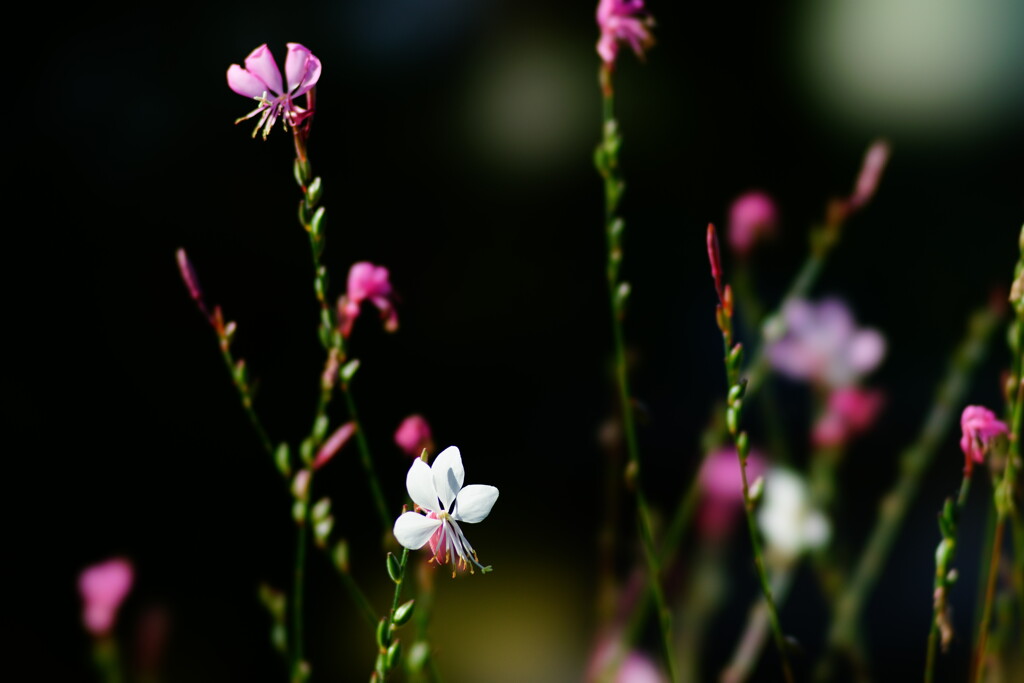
393,599,415,626
386,552,403,583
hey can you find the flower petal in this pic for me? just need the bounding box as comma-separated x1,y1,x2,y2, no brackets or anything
452,484,499,523
227,64,270,99
406,458,438,511
285,43,321,96
393,512,442,550
431,446,465,510
243,44,283,96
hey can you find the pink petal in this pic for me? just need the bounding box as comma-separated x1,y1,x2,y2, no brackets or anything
227,64,270,99
285,43,321,96
243,44,283,96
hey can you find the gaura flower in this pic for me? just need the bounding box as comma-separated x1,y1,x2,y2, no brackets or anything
78,557,134,637
394,414,434,457
756,468,830,561
766,298,886,388
227,43,321,139
596,0,655,65
812,387,885,448
393,446,498,575
337,262,398,338
959,405,1009,475
728,191,778,257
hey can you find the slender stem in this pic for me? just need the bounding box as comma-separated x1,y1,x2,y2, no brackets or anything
721,567,796,683
818,303,1002,679
91,636,123,683
343,387,391,533
292,486,310,682
973,519,1005,683
595,63,678,683
339,562,378,629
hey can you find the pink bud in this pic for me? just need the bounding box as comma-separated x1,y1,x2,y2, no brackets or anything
78,557,134,637
848,140,890,211
706,223,724,303
314,422,357,470
292,469,311,500
812,387,884,448
394,415,434,457
728,191,778,257
959,405,1009,475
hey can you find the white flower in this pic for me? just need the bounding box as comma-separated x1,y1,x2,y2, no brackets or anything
756,468,830,561
393,446,499,575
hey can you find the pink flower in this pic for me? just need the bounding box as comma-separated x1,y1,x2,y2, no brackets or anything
78,557,134,637
337,262,398,338
959,405,1009,475
586,636,667,683
698,447,766,538
728,191,778,257
766,298,886,388
314,421,356,470
847,140,890,211
394,414,434,457
812,387,884,448
227,43,321,139
596,0,655,65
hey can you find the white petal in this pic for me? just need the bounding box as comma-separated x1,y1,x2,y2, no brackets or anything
393,512,442,550
431,446,465,510
452,485,499,523
406,458,438,511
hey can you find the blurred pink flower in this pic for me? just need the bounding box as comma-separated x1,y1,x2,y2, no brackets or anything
766,298,886,388
586,636,667,683
337,262,398,338
314,421,356,470
596,0,655,65
847,140,890,211
698,447,766,538
728,191,778,257
812,387,885,448
78,557,134,637
227,43,321,139
959,405,1008,475
395,414,434,457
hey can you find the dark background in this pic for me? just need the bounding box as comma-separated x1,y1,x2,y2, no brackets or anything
11,1,1023,681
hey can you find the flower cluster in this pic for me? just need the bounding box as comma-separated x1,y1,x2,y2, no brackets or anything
393,447,498,575
227,43,321,139
596,0,655,65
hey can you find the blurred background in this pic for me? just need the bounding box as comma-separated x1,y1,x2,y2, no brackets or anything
11,0,1024,681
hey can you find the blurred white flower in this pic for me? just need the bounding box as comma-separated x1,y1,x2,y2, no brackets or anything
757,468,831,560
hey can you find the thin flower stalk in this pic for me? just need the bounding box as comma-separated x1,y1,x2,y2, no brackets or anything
973,226,1024,683
817,301,1003,680
721,566,797,683
372,549,413,681
594,56,677,683
706,223,795,683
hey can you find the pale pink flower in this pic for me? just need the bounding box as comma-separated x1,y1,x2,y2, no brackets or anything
617,653,667,683
394,414,434,457
585,636,667,683
227,43,321,139
698,447,766,538
78,557,134,637
728,191,778,257
337,262,398,338
766,298,886,388
393,446,498,574
959,405,1009,475
596,0,655,65
847,140,890,211
812,387,885,448
314,421,356,470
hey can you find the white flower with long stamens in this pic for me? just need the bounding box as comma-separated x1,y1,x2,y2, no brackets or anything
393,446,498,575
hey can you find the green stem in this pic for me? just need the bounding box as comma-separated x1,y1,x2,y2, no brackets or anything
973,518,1005,683
596,63,678,683
215,332,275,457
818,303,1001,679
91,636,123,683
721,567,797,683
292,470,311,682
343,387,391,533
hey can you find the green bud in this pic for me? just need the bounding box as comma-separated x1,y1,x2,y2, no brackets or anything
946,568,958,584
306,177,323,206
299,438,314,465
311,498,331,522
994,479,1014,517
615,282,631,311
609,217,625,242
313,415,329,444
393,599,415,626
736,431,750,457
298,199,311,227
341,359,361,383
386,640,402,670
271,622,287,654
386,552,403,583
310,207,326,237
314,517,334,547
293,157,311,187
274,443,292,478
406,642,429,674
935,538,954,568
375,653,387,680
726,406,739,435
376,617,391,649
727,343,744,370
727,382,746,405
292,501,306,524
333,540,350,573
748,475,765,503
258,583,286,619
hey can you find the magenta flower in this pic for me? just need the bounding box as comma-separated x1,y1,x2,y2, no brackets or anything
728,191,778,257
959,405,1009,475
766,298,886,388
78,557,134,637
337,262,398,338
227,43,321,139
698,447,766,538
812,387,884,448
394,414,434,457
596,0,655,65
